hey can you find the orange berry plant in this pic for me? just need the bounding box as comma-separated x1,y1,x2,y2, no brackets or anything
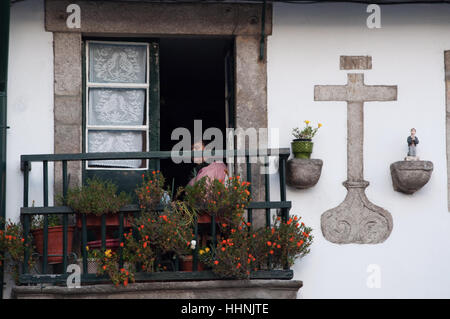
135,170,167,211
0,218,35,282
182,176,251,223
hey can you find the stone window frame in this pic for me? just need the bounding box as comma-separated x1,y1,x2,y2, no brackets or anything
46,0,272,223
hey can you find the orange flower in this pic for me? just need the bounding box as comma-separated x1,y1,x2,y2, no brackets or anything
297,240,304,247
120,242,124,247
236,263,241,269
214,260,219,265
221,247,226,252
123,280,128,287
277,244,281,249
267,241,272,246
270,250,274,255
102,265,107,270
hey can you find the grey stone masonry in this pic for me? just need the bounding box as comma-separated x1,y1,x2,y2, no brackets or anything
315,68,397,244
53,32,82,194
45,0,272,36
340,56,372,70
12,280,302,299
390,161,433,194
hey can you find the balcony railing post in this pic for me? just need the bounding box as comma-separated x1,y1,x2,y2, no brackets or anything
192,216,198,271
246,156,252,226
42,161,48,273
81,214,88,274
22,161,30,273
118,212,124,268
62,160,68,271
264,157,271,228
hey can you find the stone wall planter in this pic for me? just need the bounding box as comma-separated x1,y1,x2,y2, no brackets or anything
390,161,433,194
286,158,323,189
12,279,302,299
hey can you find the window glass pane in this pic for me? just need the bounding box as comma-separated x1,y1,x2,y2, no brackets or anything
88,88,146,126
89,42,147,83
88,130,145,168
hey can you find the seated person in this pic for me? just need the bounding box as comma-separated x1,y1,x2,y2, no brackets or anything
188,141,228,186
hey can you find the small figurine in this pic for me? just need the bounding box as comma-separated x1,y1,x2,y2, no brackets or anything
407,128,419,157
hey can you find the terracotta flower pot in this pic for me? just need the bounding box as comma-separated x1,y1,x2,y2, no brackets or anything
32,226,75,264
291,139,313,159
180,255,205,272
76,213,131,228
197,212,224,224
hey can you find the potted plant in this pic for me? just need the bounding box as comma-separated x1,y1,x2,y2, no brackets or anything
198,213,313,279
291,120,322,159
65,177,131,228
181,176,251,225
132,200,196,271
0,218,34,282
31,215,75,264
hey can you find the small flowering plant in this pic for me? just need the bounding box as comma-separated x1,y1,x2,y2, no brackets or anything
292,120,322,140
87,247,135,287
198,214,313,279
262,215,313,269
182,176,251,223
0,219,34,282
136,170,167,212
130,201,196,260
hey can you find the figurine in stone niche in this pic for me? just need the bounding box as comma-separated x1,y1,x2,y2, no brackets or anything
406,128,419,159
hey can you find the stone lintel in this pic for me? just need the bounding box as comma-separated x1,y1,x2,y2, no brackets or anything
45,0,272,36
340,56,372,70
12,280,302,299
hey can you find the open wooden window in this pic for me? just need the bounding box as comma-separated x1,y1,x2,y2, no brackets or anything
85,40,150,170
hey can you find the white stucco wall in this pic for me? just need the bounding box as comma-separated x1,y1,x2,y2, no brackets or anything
6,0,54,220
5,0,450,299
268,3,450,298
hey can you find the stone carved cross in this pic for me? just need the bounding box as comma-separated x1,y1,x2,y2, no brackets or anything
314,72,397,244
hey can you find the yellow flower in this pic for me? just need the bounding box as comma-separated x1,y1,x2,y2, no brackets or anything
199,249,205,255
205,247,210,253
86,246,89,251
318,123,322,128
105,249,112,258
304,120,310,125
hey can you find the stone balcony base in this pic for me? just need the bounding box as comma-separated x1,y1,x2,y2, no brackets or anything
12,280,302,299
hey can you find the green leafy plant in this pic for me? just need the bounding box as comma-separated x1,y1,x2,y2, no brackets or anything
66,177,131,216
292,120,322,140
31,214,61,230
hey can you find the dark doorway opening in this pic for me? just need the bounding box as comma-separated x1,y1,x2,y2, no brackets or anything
159,37,234,193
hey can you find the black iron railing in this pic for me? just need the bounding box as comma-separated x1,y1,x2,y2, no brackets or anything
19,148,291,284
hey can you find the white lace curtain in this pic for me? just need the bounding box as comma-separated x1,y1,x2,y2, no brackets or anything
87,42,148,168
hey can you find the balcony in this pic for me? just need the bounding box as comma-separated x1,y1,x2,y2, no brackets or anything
11,148,304,298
